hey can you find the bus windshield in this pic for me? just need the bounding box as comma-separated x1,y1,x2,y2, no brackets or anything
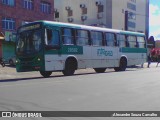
16,29,42,55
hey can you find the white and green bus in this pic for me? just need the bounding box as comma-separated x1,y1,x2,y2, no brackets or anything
16,21,147,77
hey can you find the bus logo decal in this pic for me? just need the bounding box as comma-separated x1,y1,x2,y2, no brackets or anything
97,48,113,56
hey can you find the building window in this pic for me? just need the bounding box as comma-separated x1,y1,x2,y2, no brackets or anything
128,21,136,28
82,8,87,15
98,5,104,13
40,2,51,14
2,0,15,6
130,0,136,3
2,18,15,30
23,0,33,10
127,2,136,11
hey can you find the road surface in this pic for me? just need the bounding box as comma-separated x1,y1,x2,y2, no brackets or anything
0,63,160,120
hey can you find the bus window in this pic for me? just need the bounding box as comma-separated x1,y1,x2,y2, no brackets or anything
105,32,115,47
137,36,145,48
62,28,74,45
91,31,103,46
117,34,126,47
33,30,42,51
76,30,89,46
127,35,137,48
46,29,60,46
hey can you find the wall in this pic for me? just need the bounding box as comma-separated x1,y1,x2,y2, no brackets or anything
112,0,147,33
0,0,54,31
54,0,148,34
54,0,107,26
0,0,54,58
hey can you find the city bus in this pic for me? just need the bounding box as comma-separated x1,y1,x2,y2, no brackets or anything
16,21,147,77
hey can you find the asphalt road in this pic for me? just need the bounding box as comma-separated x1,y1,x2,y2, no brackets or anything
0,63,160,120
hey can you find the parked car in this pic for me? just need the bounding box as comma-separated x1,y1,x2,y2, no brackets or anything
9,56,16,66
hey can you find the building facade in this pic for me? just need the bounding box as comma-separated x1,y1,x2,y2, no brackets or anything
0,0,54,59
54,0,149,36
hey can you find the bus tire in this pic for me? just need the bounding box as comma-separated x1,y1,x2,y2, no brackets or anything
114,58,127,72
94,68,106,73
40,71,52,78
62,59,76,76
119,58,127,71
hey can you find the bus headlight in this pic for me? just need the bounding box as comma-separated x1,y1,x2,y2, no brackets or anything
37,58,41,61
16,59,20,64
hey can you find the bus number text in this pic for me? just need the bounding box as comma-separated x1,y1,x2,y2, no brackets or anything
68,48,78,53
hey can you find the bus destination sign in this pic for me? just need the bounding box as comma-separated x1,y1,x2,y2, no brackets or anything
19,24,41,33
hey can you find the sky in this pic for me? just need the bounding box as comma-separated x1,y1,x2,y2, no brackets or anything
149,0,160,40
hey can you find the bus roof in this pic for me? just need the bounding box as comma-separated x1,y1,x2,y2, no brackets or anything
28,20,145,37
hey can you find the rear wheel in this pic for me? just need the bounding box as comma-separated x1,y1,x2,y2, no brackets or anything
114,58,127,72
119,58,127,71
94,68,106,73
62,59,76,76
40,71,52,78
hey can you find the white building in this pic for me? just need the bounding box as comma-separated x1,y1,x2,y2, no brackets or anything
54,0,149,37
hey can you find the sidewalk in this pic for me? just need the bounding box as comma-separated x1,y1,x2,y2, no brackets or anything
0,62,159,80
0,66,40,80
141,62,158,68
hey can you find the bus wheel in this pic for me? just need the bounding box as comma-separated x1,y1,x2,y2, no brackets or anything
119,58,127,71
94,68,106,73
63,59,76,76
40,71,52,78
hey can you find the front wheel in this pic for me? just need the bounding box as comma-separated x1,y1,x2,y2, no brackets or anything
40,71,52,78
62,59,76,76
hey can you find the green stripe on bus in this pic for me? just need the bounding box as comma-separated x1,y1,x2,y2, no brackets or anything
62,46,83,54
120,48,147,53
45,46,83,55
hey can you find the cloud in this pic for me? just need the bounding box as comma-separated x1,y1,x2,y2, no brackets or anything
149,4,160,26
149,4,160,40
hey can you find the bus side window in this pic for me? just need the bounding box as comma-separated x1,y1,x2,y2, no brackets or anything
46,29,60,46
62,28,74,45
105,32,115,47
91,31,103,46
127,35,137,48
76,30,89,46
117,34,126,47
137,36,145,48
